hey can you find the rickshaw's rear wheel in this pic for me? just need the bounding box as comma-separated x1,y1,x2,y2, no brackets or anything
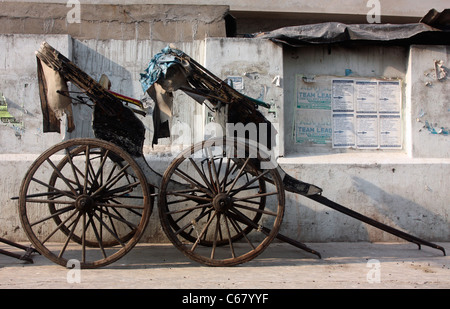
18,138,153,268
158,137,285,266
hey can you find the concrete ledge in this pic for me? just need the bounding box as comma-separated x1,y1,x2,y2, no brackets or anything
279,153,450,165
0,2,228,41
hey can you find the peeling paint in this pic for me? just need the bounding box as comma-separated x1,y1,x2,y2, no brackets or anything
434,59,447,81
0,93,23,137
423,120,449,135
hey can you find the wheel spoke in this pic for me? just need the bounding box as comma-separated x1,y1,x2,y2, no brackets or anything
83,145,90,194
65,147,83,190
91,163,130,197
174,208,213,236
232,191,278,202
223,215,236,258
191,210,217,252
30,205,74,226
40,209,78,244
165,202,212,215
103,181,140,196
95,206,138,230
91,211,126,247
95,202,145,210
227,215,256,250
226,157,251,194
45,158,78,196
229,170,270,197
188,158,216,193
90,149,110,192
231,203,277,216
31,177,76,199
86,212,107,259
220,158,231,192
58,211,83,259
25,198,74,205
210,212,221,259
168,192,212,203
174,168,213,197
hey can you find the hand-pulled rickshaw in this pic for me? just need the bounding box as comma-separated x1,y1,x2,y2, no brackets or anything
8,42,444,268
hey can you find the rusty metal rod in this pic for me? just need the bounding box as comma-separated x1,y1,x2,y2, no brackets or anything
228,209,322,258
307,194,446,256
0,237,38,263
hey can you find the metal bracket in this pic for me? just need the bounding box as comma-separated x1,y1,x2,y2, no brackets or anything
0,237,39,263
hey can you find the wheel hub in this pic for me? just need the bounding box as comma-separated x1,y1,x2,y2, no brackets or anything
75,195,95,213
212,193,232,213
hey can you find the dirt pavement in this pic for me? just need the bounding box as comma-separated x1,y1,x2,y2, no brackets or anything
1,242,449,291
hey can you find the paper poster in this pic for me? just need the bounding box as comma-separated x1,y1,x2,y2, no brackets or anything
355,80,377,113
332,113,355,148
295,109,332,145
332,79,354,112
356,114,378,148
226,76,244,90
296,75,331,110
295,75,402,149
295,75,332,145
378,81,401,113
379,114,402,149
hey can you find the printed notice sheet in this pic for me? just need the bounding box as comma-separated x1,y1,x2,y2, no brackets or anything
332,113,355,148
378,81,401,113
331,78,402,149
356,114,378,148
295,75,332,145
332,79,354,112
379,115,402,149
295,75,402,149
355,80,377,113
295,109,332,145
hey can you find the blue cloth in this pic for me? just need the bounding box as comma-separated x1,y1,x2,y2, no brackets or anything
139,46,184,93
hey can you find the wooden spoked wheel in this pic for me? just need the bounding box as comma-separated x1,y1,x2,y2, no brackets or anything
18,138,153,268
158,138,285,266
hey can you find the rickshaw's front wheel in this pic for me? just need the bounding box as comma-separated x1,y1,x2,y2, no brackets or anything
18,138,153,268
158,137,285,266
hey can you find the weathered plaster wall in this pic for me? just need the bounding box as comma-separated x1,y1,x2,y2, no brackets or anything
279,43,449,242
0,34,205,242
0,3,228,41
283,44,408,155
0,35,72,240
407,45,450,158
0,34,448,244
0,35,71,154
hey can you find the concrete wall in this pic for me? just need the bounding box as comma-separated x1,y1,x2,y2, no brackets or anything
278,43,449,242
406,45,450,158
203,37,284,158
0,35,72,154
0,2,228,41
65,39,206,152
0,34,283,242
5,0,446,20
283,44,408,156
0,35,71,240
0,33,448,243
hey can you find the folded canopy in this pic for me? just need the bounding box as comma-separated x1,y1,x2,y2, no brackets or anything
252,9,450,47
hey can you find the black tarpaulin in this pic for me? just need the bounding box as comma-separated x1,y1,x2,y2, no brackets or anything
252,9,450,47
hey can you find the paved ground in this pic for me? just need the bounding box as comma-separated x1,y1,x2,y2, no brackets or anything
0,241,449,290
